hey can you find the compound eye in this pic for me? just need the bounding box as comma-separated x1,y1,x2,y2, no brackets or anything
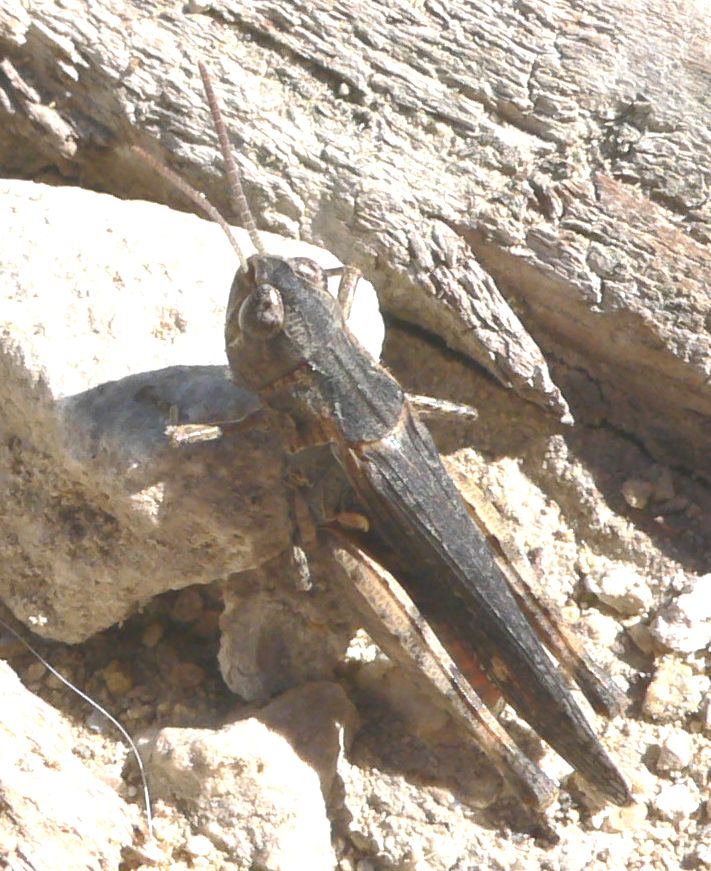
238,283,285,338
290,258,325,287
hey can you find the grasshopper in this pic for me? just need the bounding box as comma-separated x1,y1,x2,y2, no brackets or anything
136,63,632,811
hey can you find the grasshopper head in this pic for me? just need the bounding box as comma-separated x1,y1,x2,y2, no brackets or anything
133,65,346,394
225,253,343,391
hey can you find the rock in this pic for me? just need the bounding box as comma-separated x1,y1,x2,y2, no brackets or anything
556,838,596,871
584,565,653,616
653,781,700,822
170,587,205,624
703,695,711,735
24,660,46,683
649,575,711,654
627,621,656,655
656,729,693,772
145,681,356,869
696,829,711,868
100,659,134,696
338,761,490,871
142,621,164,648
576,608,624,648
621,479,654,510
643,656,710,721
650,467,675,502
0,180,383,643
0,661,134,869
258,681,360,796
168,661,207,691
603,802,648,834
185,833,216,858
218,552,359,703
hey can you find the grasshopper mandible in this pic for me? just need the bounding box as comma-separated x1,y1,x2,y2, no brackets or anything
137,63,632,811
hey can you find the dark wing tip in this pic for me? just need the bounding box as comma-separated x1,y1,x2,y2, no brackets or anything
576,749,634,807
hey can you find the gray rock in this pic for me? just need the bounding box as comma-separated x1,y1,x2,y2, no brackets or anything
219,559,359,703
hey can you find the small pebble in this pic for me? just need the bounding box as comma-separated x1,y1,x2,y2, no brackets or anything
170,588,204,624
703,695,711,734
149,816,174,843
621,478,654,509
629,765,657,801
170,661,206,690
584,565,652,616
603,801,648,833
627,621,655,655
142,622,164,648
126,703,154,721
45,672,67,690
649,574,711,653
643,656,709,721
656,729,693,771
653,781,700,821
577,609,620,647
125,839,166,864
184,834,213,857
651,466,675,501
101,660,134,696
557,839,594,871
25,661,46,682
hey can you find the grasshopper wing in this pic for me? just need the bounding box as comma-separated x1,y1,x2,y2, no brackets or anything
339,406,631,806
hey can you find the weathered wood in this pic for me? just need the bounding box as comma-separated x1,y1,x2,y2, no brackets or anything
2,0,709,469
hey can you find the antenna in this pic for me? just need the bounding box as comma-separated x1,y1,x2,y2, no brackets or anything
0,617,154,839
131,144,248,272
198,62,266,254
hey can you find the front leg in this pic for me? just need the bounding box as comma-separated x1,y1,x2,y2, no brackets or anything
325,264,362,321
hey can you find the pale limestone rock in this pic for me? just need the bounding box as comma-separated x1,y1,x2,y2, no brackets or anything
219,560,359,703
643,656,710,721
0,662,134,869
650,575,711,654
653,781,701,822
656,729,694,772
146,682,357,870
0,180,382,644
584,565,653,616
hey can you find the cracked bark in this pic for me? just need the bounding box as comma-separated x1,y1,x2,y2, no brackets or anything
1,0,709,472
